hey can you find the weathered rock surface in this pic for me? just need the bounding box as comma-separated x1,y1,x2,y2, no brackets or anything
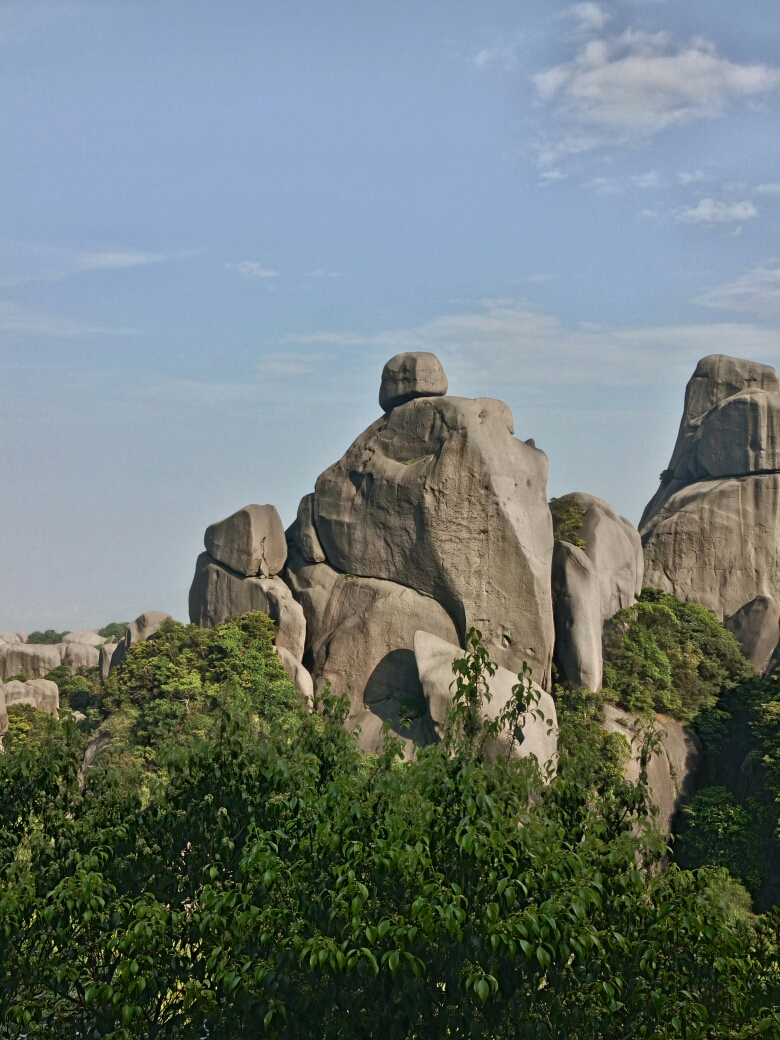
79,731,111,790
110,611,172,671
313,392,554,682
63,642,100,674
274,645,314,707
3,678,59,714
2,643,61,680
99,643,118,682
62,630,105,647
205,504,287,578
414,631,558,769
602,704,702,833
641,354,780,527
287,493,326,564
189,553,306,660
0,632,22,645
284,546,460,751
379,351,448,412
725,595,780,674
697,389,780,478
551,541,603,691
642,474,780,619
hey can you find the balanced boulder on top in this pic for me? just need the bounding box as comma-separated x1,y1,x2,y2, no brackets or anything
205,503,287,578
378,351,448,411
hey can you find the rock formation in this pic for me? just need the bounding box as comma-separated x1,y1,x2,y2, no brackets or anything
110,611,172,671
189,553,305,660
642,355,780,622
414,631,558,770
602,704,702,834
379,351,448,411
725,595,780,674
0,677,60,737
551,493,643,691
313,390,554,682
205,504,287,578
62,630,106,647
1,643,62,681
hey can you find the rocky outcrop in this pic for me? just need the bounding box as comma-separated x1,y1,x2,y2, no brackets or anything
551,541,603,691
284,546,460,750
641,355,780,627
602,704,702,833
189,553,306,660
2,678,59,714
1,643,61,681
414,631,558,770
288,493,326,564
313,393,554,683
63,642,100,674
379,351,448,412
99,643,118,682
725,595,780,674
110,611,172,671
62,630,105,647
551,493,643,691
205,504,287,578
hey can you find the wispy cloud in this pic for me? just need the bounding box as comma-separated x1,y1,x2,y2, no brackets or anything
303,269,340,278
0,301,132,337
678,170,705,185
534,31,779,165
755,183,780,195
632,171,659,188
0,245,174,287
257,351,334,377
583,176,621,194
228,262,280,279
473,33,523,71
694,266,780,317
675,197,758,224
560,3,611,37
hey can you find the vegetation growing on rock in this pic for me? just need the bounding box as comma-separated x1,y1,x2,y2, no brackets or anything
549,496,586,550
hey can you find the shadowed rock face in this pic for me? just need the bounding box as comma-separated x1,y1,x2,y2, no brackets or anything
725,595,780,674
313,395,554,684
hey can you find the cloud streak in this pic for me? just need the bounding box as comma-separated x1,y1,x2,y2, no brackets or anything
675,198,758,224
694,266,780,317
0,301,132,338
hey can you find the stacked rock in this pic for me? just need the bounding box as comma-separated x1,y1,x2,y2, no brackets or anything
641,354,780,668
189,350,557,765
188,504,306,662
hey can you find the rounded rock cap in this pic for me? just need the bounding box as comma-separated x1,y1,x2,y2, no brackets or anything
379,351,448,412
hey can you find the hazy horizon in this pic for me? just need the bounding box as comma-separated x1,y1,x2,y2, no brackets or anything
1,0,778,631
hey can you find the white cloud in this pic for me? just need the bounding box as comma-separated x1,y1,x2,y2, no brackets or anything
632,171,659,188
539,169,568,184
229,262,280,279
472,34,523,71
560,3,611,35
286,299,780,392
0,301,131,337
638,208,657,218
678,170,705,185
303,269,340,278
675,197,758,224
0,244,174,287
533,31,779,164
583,176,622,193
755,183,780,195
694,266,780,316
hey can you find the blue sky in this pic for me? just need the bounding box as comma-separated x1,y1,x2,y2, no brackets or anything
1,0,778,630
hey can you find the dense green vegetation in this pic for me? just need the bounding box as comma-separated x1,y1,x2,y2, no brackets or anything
99,622,129,642
1,616,779,1037
26,629,69,645
548,497,586,550
602,588,753,721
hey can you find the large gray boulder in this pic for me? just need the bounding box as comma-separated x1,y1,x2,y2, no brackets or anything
63,642,100,674
379,351,448,412
551,541,603,691
602,704,702,834
189,552,306,660
3,678,59,714
274,645,314,708
284,546,460,752
62,630,105,647
287,493,326,564
313,389,554,683
0,632,22,645
2,643,61,680
641,354,780,528
641,355,780,622
99,643,118,682
110,611,172,671
725,595,780,674
205,504,287,578
551,493,643,691
414,630,558,770
642,474,780,619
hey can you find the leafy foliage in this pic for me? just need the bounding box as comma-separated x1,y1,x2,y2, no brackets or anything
26,629,69,645
1,624,779,1037
549,497,586,550
98,622,129,642
602,588,753,721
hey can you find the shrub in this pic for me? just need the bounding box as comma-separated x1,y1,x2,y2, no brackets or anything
26,629,69,644
602,588,753,721
98,621,128,642
549,497,586,550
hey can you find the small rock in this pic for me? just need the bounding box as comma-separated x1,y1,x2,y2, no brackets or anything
205,504,287,578
378,351,448,411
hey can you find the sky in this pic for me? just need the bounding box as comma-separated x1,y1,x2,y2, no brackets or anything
1,0,779,631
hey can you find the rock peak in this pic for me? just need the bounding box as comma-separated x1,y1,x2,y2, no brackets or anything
379,351,448,412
